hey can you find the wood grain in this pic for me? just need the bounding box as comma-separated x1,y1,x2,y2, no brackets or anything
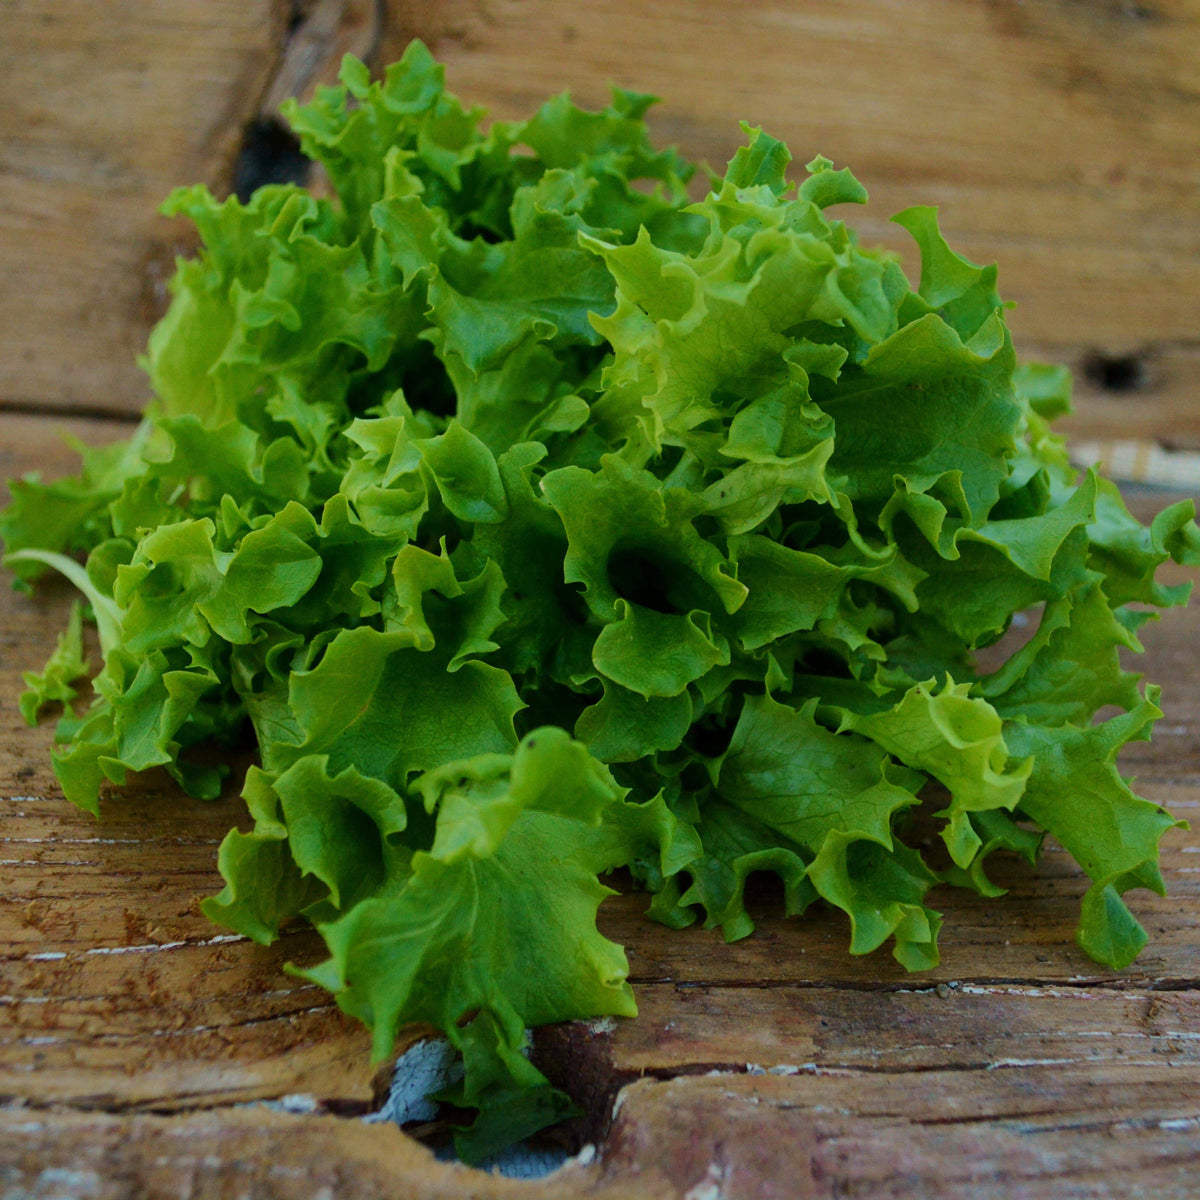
3,1,1200,448
598,1069,1200,1200
0,1107,644,1200
397,0,1200,447
0,410,1198,1196
5,5,1200,1186
389,0,1200,337
0,1,283,414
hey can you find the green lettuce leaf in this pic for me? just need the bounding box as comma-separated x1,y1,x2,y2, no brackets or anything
3,44,1193,1158
1005,692,1183,968
19,599,89,724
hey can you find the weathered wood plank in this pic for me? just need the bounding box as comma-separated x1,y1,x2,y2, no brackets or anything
5,1067,1200,1199
0,1,285,414
389,0,1200,442
5,1,1199,445
4,787,1195,1112
0,1106,641,1200
3,783,1196,1108
5,1063,1200,1199
392,0,1200,342
5,2,1200,1191
545,981,1200,1079
0,408,1198,1196
1050,343,1200,448
598,830,1200,994
597,1070,1200,1199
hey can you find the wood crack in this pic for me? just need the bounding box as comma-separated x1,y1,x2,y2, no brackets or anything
626,974,1200,993
0,399,144,423
259,0,386,119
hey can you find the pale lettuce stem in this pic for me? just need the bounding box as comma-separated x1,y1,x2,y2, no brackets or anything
5,549,123,657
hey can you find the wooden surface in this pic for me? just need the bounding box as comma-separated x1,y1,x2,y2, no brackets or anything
4,2,1200,1196
387,0,1200,447
1,415,1199,1195
3,1,1200,441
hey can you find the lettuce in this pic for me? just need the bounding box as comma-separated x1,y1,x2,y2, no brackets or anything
4,41,1196,1157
